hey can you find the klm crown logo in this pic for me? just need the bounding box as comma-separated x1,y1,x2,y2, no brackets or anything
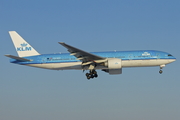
142,52,150,56
21,43,28,47
17,43,32,51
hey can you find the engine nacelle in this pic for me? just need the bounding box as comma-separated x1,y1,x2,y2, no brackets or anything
103,58,122,75
105,58,122,69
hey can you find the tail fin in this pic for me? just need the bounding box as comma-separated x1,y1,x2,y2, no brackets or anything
9,31,40,57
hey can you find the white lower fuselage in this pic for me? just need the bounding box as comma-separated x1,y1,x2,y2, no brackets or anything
26,59,176,70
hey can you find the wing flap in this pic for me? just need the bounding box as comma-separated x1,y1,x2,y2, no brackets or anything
5,54,32,61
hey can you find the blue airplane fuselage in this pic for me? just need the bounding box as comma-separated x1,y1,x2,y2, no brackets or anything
10,50,176,70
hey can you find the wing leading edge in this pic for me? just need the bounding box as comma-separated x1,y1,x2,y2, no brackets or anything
59,42,106,64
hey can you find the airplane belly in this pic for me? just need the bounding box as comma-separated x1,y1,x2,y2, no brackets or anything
51,62,82,70
26,62,82,70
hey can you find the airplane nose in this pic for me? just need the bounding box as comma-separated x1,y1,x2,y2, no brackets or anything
168,58,176,63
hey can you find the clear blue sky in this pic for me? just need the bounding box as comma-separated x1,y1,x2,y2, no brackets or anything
1,0,180,120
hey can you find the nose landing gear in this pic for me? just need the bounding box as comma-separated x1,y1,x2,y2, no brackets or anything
159,70,163,74
159,64,165,74
86,70,98,80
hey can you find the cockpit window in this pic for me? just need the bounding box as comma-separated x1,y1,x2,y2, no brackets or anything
168,54,172,56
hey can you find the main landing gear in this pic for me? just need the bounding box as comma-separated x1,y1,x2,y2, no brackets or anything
86,70,98,80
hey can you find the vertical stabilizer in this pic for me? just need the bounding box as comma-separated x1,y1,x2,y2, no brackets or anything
9,31,40,57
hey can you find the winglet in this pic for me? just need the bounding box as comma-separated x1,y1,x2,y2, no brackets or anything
58,42,65,44
58,42,65,46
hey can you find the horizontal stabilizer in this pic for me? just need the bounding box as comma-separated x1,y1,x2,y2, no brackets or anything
5,55,32,61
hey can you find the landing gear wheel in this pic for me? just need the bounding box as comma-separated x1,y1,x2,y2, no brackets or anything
85,69,98,79
159,70,163,74
86,73,89,77
91,75,94,78
87,75,91,80
94,74,98,78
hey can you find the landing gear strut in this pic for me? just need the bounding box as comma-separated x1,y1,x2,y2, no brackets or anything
86,70,98,80
159,64,165,74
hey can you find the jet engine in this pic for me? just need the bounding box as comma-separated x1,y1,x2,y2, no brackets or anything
103,58,122,74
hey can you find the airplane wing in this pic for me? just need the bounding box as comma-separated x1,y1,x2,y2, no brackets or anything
5,54,32,61
59,42,106,64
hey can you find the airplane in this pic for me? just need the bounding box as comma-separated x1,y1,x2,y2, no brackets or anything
5,31,176,79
